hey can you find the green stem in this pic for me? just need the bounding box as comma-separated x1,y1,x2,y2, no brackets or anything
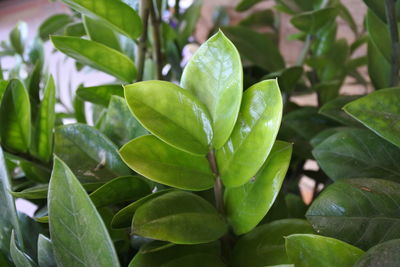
136,0,151,82
384,0,400,87
150,1,164,80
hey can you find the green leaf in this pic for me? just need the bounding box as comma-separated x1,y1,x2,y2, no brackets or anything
64,22,86,37
306,178,400,250
99,95,147,147
285,234,364,267
37,234,56,267
51,36,136,82
222,26,284,72
125,80,213,155
231,219,314,267
368,39,391,90
61,0,142,39
366,10,390,62
9,22,28,55
83,15,121,51
129,242,224,267
10,231,36,267
235,0,264,12
312,128,400,181
48,157,120,266
239,9,275,28
291,7,339,33
225,141,292,234
217,79,282,187
344,88,400,148
265,66,303,93
112,189,175,229
73,94,86,123
0,79,31,153
177,0,202,48
39,14,73,40
181,31,243,148
54,124,131,182
354,239,400,267
310,127,349,147
89,176,151,208
319,95,361,126
76,84,124,107
0,148,22,258
132,190,227,244
119,135,214,191
31,75,56,163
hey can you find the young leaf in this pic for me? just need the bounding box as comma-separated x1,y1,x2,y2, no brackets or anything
9,22,28,55
83,15,121,51
119,135,214,191
181,31,243,148
54,124,131,182
51,36,136,82
38,14,73,40
31,75,56,163
312,128,400,181
124,81,213,155
285,234,364,267
232,219,314,267
354,239,400,267
225,141,292,234
344,88,400,148
306,178,400,250
0,79,31,153
61,0,142,39
37,234,56,267
217,80,283,187
48,157,120,266
10,231,36,267
76,84,124,107
132,191,227,244
89,176,151,208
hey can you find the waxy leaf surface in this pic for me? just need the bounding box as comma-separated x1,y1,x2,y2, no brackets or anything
76,84,124,107
83,15,121,51
10,231,36,267
37,235,56,267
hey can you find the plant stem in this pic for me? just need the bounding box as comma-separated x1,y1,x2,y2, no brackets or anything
384,0,400,87
136,0,151,82
296,34,312,66
150,1,164,80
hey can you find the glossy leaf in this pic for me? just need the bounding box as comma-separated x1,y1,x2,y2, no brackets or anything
0,79,31,153
61,0,142,39
112,189,175,229
223,26,284,72
132,190,227,244
355,239,400,267
366,10,390,62
181,31,243,148
129,241,223,267
54,124,131,182
83,15,121,51
286,234,364,267
225,141,292,234
306,178,400,250
89,176,151,208
76,84,124,107
39,14,73,40
37,235,56,267
368,39,390,90
48,157,120,266
319,95,361,126
291,7,339,33
31,75,56,163
231,219,314,267
235,0,263,11
312,128,400,181
9,22,28,55
125,80,213,155
344,88,400,148
217,79,282,187
10,231,36,267
51,36,136,82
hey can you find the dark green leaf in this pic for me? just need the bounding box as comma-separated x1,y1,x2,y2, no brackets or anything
177,0,202,47
291,7,339,33
355,239,400,267
9,22,28,55
10,231,36,267
73,94,86,123
37,234,56,267
76,84,124,107
319,95,361,126
235,0,264,12
39,14,73,40
368,39,390,90
64,22,86,37
239,9,275,28
366,10,390,62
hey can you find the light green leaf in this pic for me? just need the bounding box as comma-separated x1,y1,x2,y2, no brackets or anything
355,239,400,267
10,231,36,267
181,31,243,148
231,219,314,267
9,22,28,55
89,176,151,208
31,75,56,163
83,15,121,51
119,135,214,191
76,84,124,107
312,128,400,181
306,178,400,250
54,124,131,182
61,0,142,39
0,79,31,153
217,80,283,187
285,234,364,267
132,190,227,244
124,80,213,155
51,36,136,82
344,88,400,148
37,234,56,267
225,141,292,234
48,157,120,266
291,7,339,33
39,14,73,40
